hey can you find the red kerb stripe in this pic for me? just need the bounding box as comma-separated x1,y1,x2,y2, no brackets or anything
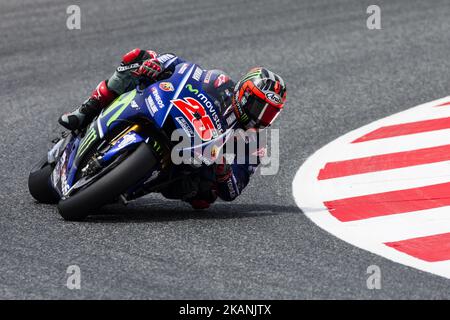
435,101,450,107
324,181,450,222
385,232,450,262
318,144,450,180
352,117,450,143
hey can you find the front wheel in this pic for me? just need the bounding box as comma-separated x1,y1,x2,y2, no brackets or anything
57,143,158,221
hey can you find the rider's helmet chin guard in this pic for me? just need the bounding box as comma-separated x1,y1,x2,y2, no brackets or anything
233,67,287,130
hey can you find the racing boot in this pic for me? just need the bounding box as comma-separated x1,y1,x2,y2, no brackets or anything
59,80,117,131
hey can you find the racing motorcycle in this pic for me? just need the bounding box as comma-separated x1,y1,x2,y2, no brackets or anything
28,62,235,221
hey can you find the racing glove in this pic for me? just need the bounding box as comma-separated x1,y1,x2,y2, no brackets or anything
135,58,163,79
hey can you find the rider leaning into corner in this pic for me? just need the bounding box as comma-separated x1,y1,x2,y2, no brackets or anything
59,48,287,210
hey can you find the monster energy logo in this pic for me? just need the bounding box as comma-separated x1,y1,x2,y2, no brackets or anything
185,84,199,94
100,90,137,127
77,127,97,157
240,113,249,122
152,140,163,156
240,69,262,83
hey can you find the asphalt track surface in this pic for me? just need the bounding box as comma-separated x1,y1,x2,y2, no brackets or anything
1,0,450,299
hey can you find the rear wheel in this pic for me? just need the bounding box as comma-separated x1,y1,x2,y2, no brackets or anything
57,143,158,221
28,158,59,204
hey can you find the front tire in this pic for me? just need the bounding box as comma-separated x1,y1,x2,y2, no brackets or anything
28,158,59,204
57,143,157,221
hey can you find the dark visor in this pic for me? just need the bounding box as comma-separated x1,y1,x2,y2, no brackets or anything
245,95,280,127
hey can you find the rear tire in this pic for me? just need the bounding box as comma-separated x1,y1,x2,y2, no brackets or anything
28,158,59,204
57,143,157,221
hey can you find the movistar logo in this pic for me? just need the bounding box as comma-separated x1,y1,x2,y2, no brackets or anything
185,84,199,94
197,95,222,133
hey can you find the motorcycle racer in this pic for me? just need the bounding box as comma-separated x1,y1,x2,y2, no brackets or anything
58,48,287,209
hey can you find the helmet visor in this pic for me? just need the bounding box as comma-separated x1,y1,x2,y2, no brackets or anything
246,95,281,128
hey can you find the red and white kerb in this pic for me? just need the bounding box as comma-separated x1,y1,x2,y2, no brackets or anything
293,96,450,279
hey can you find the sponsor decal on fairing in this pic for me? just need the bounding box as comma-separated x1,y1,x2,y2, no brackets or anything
159,82,174,92
175,116,194,137
192,67,203,81
178,63,188,74
203,70,213,84
151,87,165,109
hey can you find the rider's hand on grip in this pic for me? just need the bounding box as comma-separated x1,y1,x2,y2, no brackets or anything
133,58,163,79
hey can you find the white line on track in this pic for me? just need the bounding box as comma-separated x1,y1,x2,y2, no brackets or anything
318,161,450,200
